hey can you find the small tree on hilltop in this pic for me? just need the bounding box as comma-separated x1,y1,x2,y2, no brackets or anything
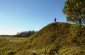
63,0,85,36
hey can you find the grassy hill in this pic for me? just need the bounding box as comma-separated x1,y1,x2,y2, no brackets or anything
0,22,85,55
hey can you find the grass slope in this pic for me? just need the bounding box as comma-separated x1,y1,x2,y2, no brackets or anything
0,22,85,55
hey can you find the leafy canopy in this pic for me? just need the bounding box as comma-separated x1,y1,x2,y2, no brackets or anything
63,0,85,24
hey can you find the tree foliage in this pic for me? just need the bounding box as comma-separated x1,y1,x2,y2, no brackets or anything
63,0,85,24
63,0,85,36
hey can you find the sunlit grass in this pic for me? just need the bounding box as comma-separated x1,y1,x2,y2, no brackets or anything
0,22,85,55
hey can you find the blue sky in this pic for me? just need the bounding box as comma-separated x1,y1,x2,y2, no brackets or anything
0,0,66,35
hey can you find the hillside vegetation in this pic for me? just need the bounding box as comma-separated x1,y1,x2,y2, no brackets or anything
0,22,85,55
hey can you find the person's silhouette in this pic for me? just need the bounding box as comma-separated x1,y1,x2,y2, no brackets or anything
54,18,56,22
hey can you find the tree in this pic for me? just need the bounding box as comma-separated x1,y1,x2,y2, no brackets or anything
63,0,85,36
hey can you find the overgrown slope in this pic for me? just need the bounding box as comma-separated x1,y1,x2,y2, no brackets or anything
0,22,85,55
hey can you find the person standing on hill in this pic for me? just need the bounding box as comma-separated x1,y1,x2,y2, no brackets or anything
54,18,56,22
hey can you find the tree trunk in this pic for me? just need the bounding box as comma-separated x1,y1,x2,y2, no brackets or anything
79,19,81,37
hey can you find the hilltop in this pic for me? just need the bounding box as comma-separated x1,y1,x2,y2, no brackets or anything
0,22,85,55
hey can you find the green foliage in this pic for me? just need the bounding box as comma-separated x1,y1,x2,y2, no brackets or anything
63,0,85,37
63,0,85,24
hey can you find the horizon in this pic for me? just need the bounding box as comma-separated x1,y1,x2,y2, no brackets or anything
0,0,66,35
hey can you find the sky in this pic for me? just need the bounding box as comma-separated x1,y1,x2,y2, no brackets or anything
0,0,66,35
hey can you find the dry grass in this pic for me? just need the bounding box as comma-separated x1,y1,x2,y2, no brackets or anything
0,22,85,55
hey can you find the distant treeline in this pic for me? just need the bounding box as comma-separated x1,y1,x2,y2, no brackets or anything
0,30,36,37
13,30,36,37
0,35,12,37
